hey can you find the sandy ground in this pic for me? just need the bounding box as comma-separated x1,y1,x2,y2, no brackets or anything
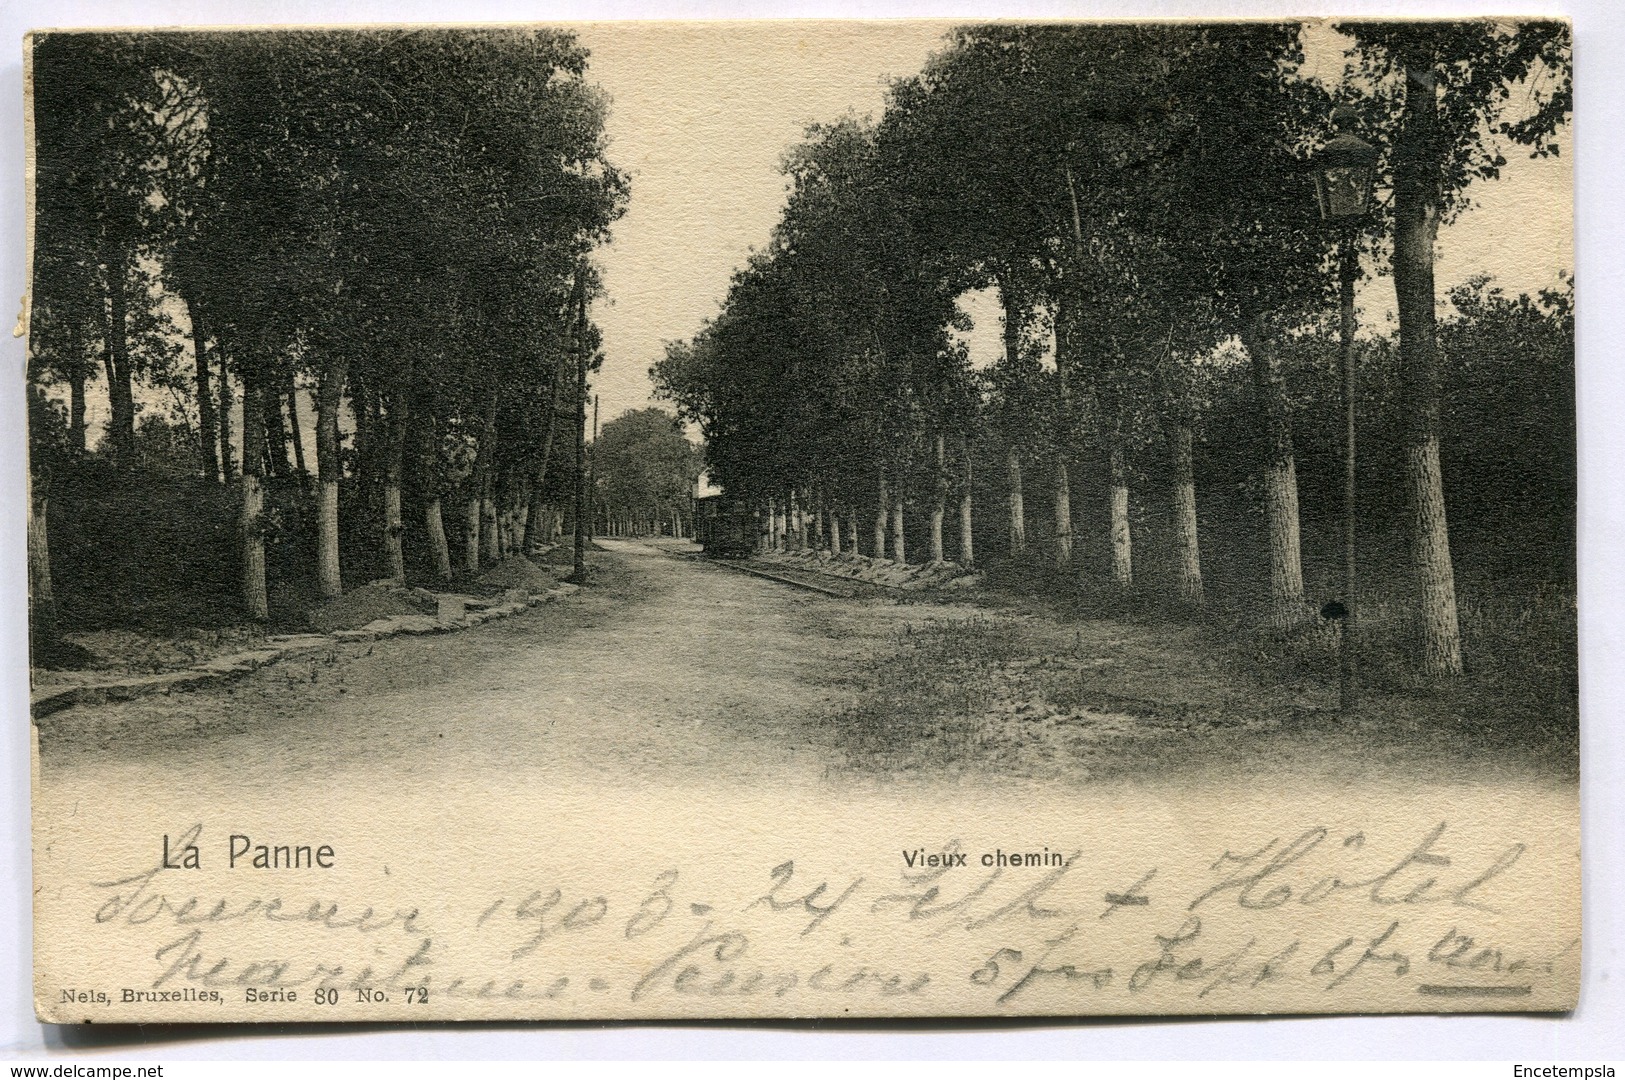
37,539,882,793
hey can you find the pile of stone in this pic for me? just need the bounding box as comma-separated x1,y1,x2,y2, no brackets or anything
32,581,581,718
757,549,982,591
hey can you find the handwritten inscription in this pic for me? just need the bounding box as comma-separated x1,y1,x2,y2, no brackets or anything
55,820,1574,1016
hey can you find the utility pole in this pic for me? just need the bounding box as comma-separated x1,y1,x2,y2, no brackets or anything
589,394,599,541
572,276,589,582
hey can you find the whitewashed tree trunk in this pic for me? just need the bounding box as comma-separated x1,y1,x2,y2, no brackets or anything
1264,458,1306,627
1240,316,1307,629
959,435,974,568
1407,436,1462,673
242,475,269,620
959,492,974,568
1109,446,1133,588
240,379,270,620
465,496,481,571
891,502,907,565
930,433,946,563
1391,62,1463,674
425,498,452,581
318,479,341,596
513,488,530,553
1006,447,1026,556
482,497,500,564
1053,460,1073,569
874,476,889,560
315,361,349,600
1169,425,1203,606
383,482,404,582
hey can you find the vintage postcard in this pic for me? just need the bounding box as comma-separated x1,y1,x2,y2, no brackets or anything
24,20,1577,1021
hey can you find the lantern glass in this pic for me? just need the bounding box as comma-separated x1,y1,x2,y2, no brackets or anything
1315,164,1372,219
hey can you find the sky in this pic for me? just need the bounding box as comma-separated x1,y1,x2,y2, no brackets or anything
578,21,960,421
577,20,1574,423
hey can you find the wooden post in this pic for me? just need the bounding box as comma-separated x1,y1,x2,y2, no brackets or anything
572,277,589,582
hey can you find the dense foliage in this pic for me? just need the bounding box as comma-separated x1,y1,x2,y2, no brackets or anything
28,29,626,633
590,408,703,537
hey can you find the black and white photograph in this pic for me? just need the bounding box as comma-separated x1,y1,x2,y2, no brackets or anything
20,18,1582,1023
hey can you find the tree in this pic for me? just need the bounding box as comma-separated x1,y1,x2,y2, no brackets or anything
592,409,702,536
28,28,627,623
1344,20,1570,674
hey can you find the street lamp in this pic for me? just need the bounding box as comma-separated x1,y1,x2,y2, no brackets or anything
1310,105,1378,715
1312,110,1380,220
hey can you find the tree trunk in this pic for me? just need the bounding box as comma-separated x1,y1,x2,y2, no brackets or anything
891,501,907,565
185,295,220,482
465,493,482,571
28,478,55,652
1263,457,1304,625
1394,60,1463,676
959,434,974,568
571,312,588,581
1052,293,1075,570
286,371,308,476
846,511,859,557
1239,315,1306,628
382,483,404,582
482,494,500,564
217,353,235,479
102,245,135,465
930,433,946,563
512,481,531,553
381,396,407,583
239,374,269,621
67,364,87,457
470,388,499,568
1006,447,1026,556
1053,460,1073,569
526,352,572,550
873,474,889,560
263,378,291,476
1169,423,1204,606
315,358,349,599
59,309,87,456
1108,443,1133,587
830,507,842,556
425,497,452,581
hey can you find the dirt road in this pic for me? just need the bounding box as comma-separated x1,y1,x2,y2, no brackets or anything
36,538,1573,795
36,539,935,795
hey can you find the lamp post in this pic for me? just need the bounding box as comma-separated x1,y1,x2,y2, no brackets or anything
1310,106,1378,714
